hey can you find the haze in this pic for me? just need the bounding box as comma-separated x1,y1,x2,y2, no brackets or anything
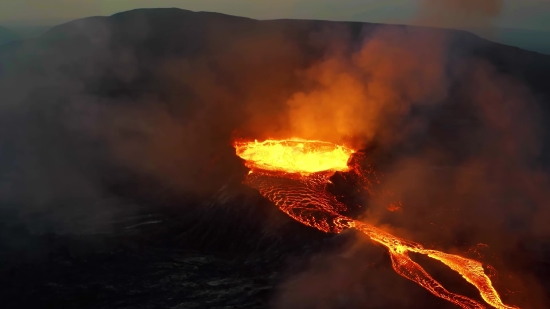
2,0,550,30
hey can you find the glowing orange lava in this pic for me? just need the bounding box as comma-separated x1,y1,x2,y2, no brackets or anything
234,138,354,175
234,138,517,309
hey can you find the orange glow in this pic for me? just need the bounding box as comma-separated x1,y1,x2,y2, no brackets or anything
234,138,518,309
387,202,403,212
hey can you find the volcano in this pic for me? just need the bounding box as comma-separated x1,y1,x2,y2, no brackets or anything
1,8,550,309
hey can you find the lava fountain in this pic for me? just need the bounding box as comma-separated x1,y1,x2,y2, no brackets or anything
234,138,517,309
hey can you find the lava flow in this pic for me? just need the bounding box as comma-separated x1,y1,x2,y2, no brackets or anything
234,138,517,309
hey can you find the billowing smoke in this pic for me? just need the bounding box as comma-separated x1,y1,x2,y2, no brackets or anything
283,26,448,148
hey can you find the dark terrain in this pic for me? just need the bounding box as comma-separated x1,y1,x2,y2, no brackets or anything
0,8,549,309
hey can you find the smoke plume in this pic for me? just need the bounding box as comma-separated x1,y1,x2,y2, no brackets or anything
284,25,448,148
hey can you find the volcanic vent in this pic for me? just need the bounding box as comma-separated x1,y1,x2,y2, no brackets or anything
234,138,517,309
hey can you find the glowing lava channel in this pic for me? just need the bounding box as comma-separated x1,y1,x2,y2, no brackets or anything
234,138,517,309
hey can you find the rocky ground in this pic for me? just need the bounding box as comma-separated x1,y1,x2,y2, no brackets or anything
2,244,278,309
1,185,550,309
0,189,328,309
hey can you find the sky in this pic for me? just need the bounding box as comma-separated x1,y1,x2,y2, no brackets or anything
1,0,550,30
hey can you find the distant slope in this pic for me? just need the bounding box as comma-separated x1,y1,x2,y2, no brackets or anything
33,8,550,99
0,26,19,44
472,27,550,55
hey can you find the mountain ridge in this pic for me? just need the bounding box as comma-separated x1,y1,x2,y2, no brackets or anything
30,8,549,96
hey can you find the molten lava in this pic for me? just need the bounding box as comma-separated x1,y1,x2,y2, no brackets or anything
234,138,354,175
234,138,517,309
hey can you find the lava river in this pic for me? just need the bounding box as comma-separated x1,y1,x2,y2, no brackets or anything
234,138,517,309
